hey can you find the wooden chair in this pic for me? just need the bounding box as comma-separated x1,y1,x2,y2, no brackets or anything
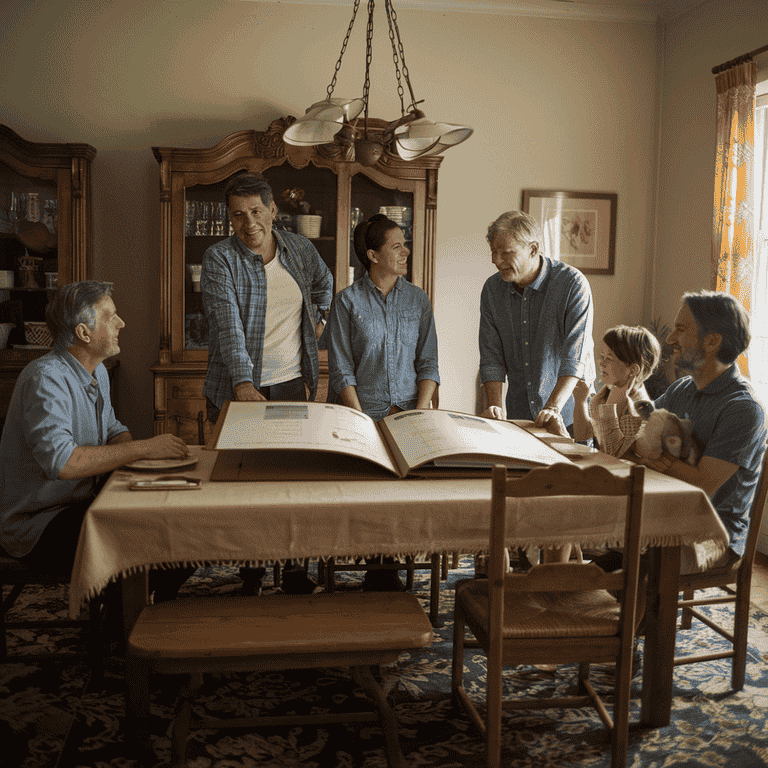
451,463,646,768
0,551,104,674
126,591,433,768
322,554,443,625
674,446,768,690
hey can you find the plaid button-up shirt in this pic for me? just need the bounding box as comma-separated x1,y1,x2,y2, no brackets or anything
201,229,333,408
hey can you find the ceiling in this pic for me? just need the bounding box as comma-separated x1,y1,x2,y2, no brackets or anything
255,0,709,23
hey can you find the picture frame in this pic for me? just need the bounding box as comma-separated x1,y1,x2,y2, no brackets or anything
522,189,617,275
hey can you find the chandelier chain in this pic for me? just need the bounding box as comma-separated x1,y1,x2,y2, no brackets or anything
326,0,362,99
363,0,375,129
385,0,406,113
386,0,418,111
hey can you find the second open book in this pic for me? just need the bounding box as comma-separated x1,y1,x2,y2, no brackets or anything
209,401,571,480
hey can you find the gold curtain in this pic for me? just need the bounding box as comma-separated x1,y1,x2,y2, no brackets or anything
713,61,757,376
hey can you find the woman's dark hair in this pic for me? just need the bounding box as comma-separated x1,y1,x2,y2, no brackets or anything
603,325,661,383
46,280,114,349
224,172,274,208
683,290,751,365
353,213,400,272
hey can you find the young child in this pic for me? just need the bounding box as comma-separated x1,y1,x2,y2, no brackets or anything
573,325,661,457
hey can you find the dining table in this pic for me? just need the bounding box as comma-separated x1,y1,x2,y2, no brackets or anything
69,420,729,729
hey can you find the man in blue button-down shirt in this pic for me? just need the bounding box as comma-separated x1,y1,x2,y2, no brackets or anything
479,210,595,434
0,281,192,598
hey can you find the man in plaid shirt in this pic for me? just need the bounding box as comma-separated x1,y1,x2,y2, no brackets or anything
201,171,333,593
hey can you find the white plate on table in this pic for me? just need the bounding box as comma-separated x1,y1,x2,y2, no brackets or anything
123,457,199,471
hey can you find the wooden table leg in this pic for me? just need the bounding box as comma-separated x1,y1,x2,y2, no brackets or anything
640,544,681,727
122,569,148,641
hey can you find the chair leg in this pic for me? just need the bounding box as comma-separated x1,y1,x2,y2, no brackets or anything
88,596,104,683
352,665,406,768
732,578,752,691
485,636,503,768
441,554,448,580
1,582,25,659
680,588,694,629
404,556,415,590
610,645,632,768
451,602,466,703
429,554,441,627
125,655,153,762
171,672,203,768
324,558,335,592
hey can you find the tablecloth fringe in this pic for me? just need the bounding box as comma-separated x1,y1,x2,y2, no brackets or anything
78,535,729,606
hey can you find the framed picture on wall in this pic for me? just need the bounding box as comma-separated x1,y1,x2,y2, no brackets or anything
522,189,617,275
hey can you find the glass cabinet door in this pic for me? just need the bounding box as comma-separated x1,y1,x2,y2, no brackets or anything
349,172,415,285
0,161,59,348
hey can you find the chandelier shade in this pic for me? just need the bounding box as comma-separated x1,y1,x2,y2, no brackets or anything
282,0,471,164
392,118,474,160
283,98,366,146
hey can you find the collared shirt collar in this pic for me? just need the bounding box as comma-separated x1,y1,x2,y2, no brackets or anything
53,347,99,390
510,255,550,294
231,228,285,262
362,271,403,297
699,363,740,395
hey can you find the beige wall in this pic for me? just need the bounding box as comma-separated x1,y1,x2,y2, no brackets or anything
2,0,659,435
653,0,768,327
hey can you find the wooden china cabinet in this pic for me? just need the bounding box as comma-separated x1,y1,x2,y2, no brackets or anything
0,125,99,432
151,116,442,444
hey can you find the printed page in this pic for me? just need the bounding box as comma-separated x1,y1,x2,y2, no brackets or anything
212,401,400,475
379,410,569,471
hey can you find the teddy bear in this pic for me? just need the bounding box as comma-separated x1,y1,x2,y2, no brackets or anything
633,400,699,465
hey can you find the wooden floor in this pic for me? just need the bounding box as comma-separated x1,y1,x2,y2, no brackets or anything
752,551,768,614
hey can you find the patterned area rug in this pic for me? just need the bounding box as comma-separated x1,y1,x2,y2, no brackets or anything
2,557,768,768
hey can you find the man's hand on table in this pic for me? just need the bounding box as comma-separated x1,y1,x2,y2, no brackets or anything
139,433,190,459
481,406,504,420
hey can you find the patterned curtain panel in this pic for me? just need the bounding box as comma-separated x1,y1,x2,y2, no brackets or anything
713,61,757,376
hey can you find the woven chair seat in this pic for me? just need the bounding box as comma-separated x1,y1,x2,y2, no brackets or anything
458,579,620,638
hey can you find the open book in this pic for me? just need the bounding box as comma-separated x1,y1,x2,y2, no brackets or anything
209,401,571,481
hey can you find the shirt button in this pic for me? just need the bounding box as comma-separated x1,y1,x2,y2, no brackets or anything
525,363,529,366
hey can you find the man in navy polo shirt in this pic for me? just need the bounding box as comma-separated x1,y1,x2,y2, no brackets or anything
639,290,766,572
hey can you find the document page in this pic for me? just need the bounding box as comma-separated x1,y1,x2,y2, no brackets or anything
211,401,399,474
380,410,569,470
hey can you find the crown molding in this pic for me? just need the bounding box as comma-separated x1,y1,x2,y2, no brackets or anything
250,0,707,23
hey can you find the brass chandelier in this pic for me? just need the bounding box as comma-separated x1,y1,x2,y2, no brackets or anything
283,0,473,165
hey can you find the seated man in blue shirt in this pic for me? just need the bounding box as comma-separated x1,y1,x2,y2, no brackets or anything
478,211,595,435
634,290,767,572
0,281,193,600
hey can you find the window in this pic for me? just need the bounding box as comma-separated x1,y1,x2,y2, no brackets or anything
750,90,768,394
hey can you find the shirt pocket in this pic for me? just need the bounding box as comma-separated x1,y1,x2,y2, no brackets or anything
395,311,422,356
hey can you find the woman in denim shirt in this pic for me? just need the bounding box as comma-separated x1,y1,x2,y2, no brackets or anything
327,213,440,590
327,213,440,421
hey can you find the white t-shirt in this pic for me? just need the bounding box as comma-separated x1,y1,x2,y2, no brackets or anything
260,256,303,386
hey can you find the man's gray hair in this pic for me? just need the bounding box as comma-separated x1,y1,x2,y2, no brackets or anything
46,280,114,350
486,210,543,247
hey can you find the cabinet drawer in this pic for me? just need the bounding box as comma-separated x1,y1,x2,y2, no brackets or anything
166,378,205,401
